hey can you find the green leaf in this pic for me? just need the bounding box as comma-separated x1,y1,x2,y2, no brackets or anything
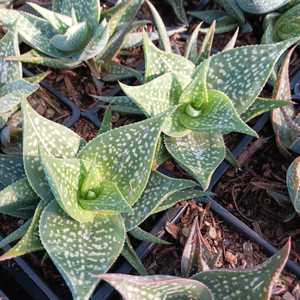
237,0,289,14
154,188,208,213
0,30,21,83
40,200,125,300
179,60,209,107
99,106,112,134
193,240,291,300
0,154,25,187
0,80,39,114
215,0,245,24
99,61,143,82
124,171,197,231
22,99,85,203
129,227,171,245
165,132,226,190
77,21,109,62
0,178,39,218
146,0,172,53
0,9,63,58
122,236,147,275
40,151,95,223
79,180,133,214
98,274,213,300
206,38,300,113
0,218,31,249
241,97,292,122
143,33,195,85
78,113,167,206
196,22,215,65
52,0,101,29
185,23,202,63
28,2,72,32
120,73,181,117
287,156,300,213
188,10,227,24
25,71,51,84
0,201,44,261
222,27,239,51
165,0,187,23
179,89,257,137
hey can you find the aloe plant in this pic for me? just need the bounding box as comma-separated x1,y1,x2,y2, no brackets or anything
99,240,291,300
116,25,297,190
0,29,39,133
0,99,207,299
0,0,144,72
190,0,291,34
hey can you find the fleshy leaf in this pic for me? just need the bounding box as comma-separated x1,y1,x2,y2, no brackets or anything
0,218,31,249
154,188,208,213
179,89,257,137
206,38,300,113
0,80,39,114
287,156,300,213
185,23,202,63
79,180,133,214
0,9,63,58
40,150,94,223
271,47,296,156
0,202,44,261
39,201,125,300
193,240,291,300
78,113,167,206
129,227,171,245
22,99,84,203
120,73,181,117
215,0,245,24
165,132,226,190
52,0,101,29
143,33,195,85
237,0,289,14
0,30,21,83
196,22,215,65
98,274,213,300
0,178,39,218
241,97,292,122
165,0,187,23
0,154,24,187
124,171,197,231
122,236,147,275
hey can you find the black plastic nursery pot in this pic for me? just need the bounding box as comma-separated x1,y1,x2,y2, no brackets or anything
1,68,300,300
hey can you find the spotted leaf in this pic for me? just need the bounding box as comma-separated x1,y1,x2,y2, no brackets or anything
40,150,94,223
40,200,125,300
52,0,101,29
193,240,291,300
165,132,226,190
287,157,300,213
22,99,85,203
206,37,300,113
98,274,213,300
0,201,44,261
0,154,24,187
165,0,187,23
0,30,21,84
154,188,208,213
0,9,63,58
78,113,167,206
237,0,289,14
241,97,292,122
179,89,257,137
0,80,39,114
0,178,39,218
124,171,197,231
143,33,195,85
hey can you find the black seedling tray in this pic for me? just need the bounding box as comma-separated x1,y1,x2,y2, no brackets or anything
2,21,300,298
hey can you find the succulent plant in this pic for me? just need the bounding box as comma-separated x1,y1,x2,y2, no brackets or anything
117,26,297,190
0,99,207,299
0,29,39,139
0,0,144,71
99,240,291,300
